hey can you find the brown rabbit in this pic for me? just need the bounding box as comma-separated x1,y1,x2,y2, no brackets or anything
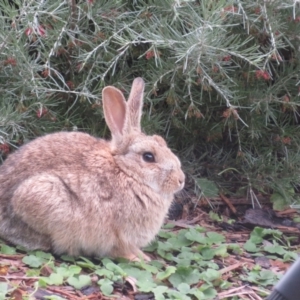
0,78,185,261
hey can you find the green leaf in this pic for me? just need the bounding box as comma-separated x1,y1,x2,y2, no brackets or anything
95,268,114,279
67,275,92,289
200,247,215,260
264,243,286,255
26,269,40,277
77,257,95,269
156,266,177,281
98,278,114,296
200,269,221,282
196,178,219,198
262,228,282,238
227,243,243,254
69,265,82,275
176,250,202,264
259,270,276,280
121,266,151,280
165,289,191,300
156,248,174,261
249,227,265,244
208,211,223,222
169,267,201,287
44,296,66,300
0,282,8,300
152,286,168,300
283,251,298,261
162,223,175,229
150,260,164,269
167,231,193,248
200,285,218,299
158,230,174,239
40,273,64,285
241,269,279,286
136,261,158,274
101,258,114,266
157,241,175,252
270,193,287,210
198,260,219,270
206,232,225,244
22,255,46,268
0,244,16,254
105,263,126,276
213,245,228,257
244,240,259,252
185,229,207,244
136,279,157,292
177,282,191,294
121,266,156,292
34,251,53,260
189,288,205,300
166,237,191,249
143,241,158,252
60,255,75,263
293,216,300,223
55,265,82,278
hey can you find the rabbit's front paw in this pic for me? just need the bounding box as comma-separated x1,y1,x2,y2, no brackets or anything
123,249,151,262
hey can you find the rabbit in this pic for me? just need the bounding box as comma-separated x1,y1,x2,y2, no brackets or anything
0,77,185,261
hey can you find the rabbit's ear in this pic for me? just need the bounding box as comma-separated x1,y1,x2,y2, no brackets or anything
126,77,145,131
102,86,127,143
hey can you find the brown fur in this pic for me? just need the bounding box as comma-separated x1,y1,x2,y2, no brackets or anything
0,78,185,261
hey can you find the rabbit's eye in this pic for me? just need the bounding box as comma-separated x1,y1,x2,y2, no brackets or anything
143,152,155,163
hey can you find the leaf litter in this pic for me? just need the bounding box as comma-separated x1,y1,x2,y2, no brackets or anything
0,204,299,300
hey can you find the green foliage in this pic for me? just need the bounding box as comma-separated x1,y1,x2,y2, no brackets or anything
0,244,16,255
40,273,64,286
1,226,298,298
244,226,298,260
98,278,114,296
22,250,54,268
22,254,48,268
0,283,8,300
44,296,66,300
241,268,280,286
67,274,92,289
0,1,300,204
194,178,219,198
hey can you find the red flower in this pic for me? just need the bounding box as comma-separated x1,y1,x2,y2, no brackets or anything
145,50,155,60
25,25,46,37
283,95,290,102
222,55,231,61
25,27,33,36
4,57,17,66
212,65,219,73
37,25,46,37
254,7,261,14
36,107,48,118
0,144,10,155
223,6,238,13
255,70,271,80
66,81,75,90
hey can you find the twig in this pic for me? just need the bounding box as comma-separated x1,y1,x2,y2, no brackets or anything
219,262,243,274
220,193,237,214
47,286,82,300
0,254,25,259
0,275,40,280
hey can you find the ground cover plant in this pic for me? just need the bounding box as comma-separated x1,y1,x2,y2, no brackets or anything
0,208,299,299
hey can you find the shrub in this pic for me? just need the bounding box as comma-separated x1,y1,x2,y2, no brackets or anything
0,0,300,207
